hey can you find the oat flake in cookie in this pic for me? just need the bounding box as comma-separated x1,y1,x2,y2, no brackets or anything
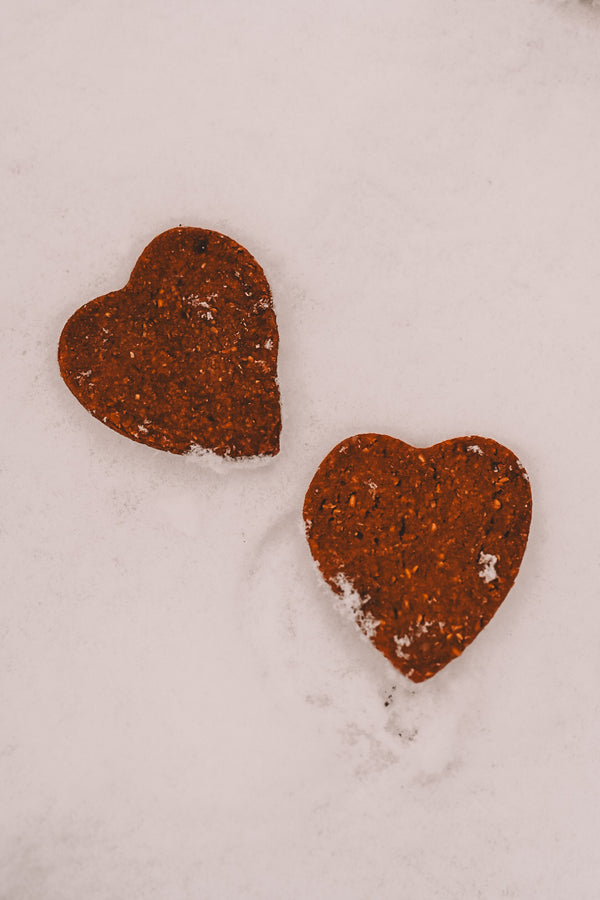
58,227,281,459
303,434,532,682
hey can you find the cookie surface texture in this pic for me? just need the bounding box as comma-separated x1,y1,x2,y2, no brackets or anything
58,227,281,458
303,434,532,682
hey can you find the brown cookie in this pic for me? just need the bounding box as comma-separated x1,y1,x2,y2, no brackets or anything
303,434,532,682
58,227,281,458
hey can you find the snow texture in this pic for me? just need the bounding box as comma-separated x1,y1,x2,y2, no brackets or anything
394,619,437,660
467,443,484,454
186,444,275,472
331,572,381,639
479,551,499,583
395,633,412,659
2,1,600,898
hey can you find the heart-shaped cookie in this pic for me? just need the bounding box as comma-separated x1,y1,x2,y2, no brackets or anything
58,227,281,458
303,434,532,682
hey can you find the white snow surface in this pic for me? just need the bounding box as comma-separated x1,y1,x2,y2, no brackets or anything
2,1,600,897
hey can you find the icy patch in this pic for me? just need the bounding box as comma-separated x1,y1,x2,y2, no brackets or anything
467,444,484,455
478,551,498,583
516,458,530,482
332,573,381,639
264,338,273,350
186,444,274,473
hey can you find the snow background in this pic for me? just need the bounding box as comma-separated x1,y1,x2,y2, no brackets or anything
2,1,600,897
